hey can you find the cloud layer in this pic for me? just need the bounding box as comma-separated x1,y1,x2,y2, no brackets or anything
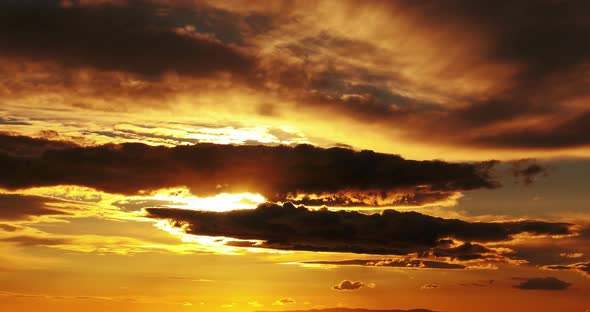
0,133,498,206
145,202,572,255
1,1,590,155
0,1,254,78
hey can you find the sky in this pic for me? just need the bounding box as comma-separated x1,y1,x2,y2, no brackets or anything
0,1,590,311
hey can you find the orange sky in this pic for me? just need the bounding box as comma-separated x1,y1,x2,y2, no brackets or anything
1,1,590,311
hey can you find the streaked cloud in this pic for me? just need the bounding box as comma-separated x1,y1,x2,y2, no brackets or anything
542,262,590,278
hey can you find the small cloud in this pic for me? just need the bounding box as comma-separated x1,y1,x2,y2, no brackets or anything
273,298,296,305
248,301,263,307
510,159,549,186
332,280,374,291
420,283,440,290
512,277,571,290
560,252,583,259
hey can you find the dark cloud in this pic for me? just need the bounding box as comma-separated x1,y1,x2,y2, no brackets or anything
301,258,466,270
145,202,572,255
510,159,549,185
0,1,255,78
397,1,590,80
0,133,78,157
389,1,590,149
432,242,496,261
543,262,590,278
0,133,499,206
332,280,372,291
0,194,69,221
512,277,571,291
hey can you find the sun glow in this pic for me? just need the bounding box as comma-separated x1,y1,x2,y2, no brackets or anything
149,188,266,212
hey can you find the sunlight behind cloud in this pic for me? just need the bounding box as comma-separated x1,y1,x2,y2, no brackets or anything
150,188,266,212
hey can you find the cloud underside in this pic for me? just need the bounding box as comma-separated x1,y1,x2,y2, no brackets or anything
145,202,571,256
1,1,590,151
0,133,497,207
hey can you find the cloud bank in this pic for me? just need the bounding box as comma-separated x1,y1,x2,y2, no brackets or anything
145,202,572,255
0,133,498,207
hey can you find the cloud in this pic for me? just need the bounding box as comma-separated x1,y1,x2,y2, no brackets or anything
273,298,296,305
420,283,439,290
0,133,499,206
0,235,71,247
510,159,549,185
0,117,31,126
366,1,590,150
560,252,583,259
301,258,466,270
0,224,22,232
0,133,78,158
432,242,492,260
2,1,589,155
0,1,255,79
246,0,590,151
512,277,571,290
332,280,373,291
542,262,590,278
0,193,70,221
145,202,572,255
501,225,590,267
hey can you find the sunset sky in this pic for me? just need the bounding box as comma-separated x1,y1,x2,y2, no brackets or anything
1,1,590,311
